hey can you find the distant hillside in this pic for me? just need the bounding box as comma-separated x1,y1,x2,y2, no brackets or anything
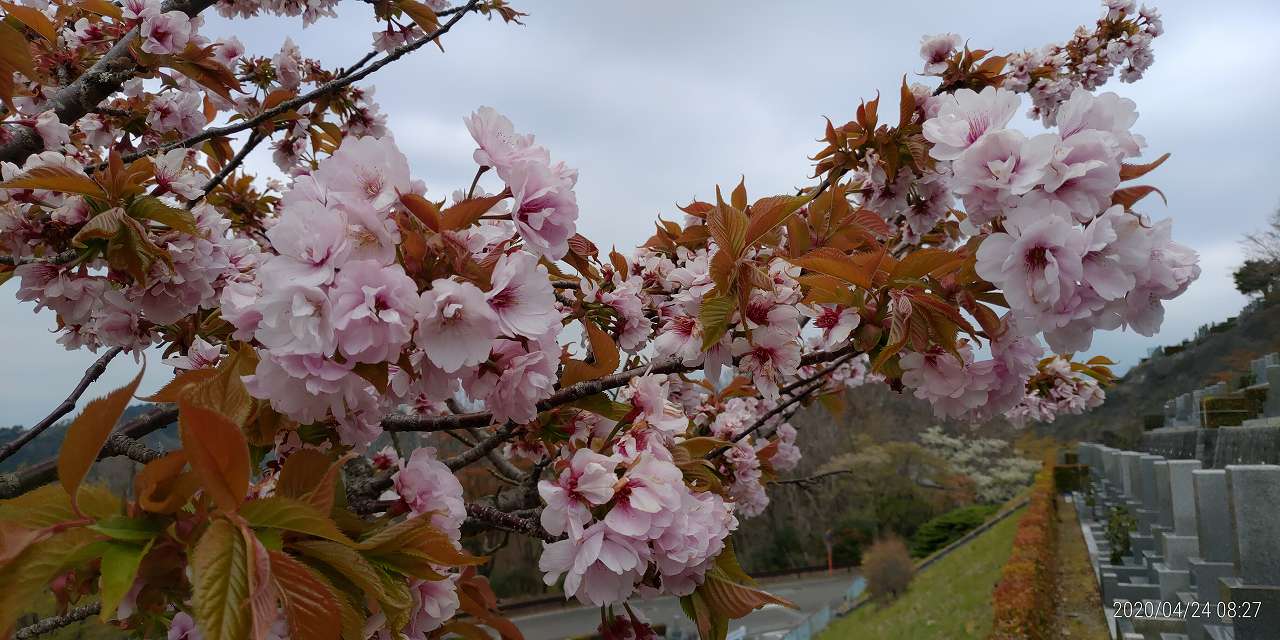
0,403,178,474
1048,301,1280,446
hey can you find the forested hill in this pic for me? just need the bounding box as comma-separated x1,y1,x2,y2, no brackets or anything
0,403,178,473
1047,300,1280,446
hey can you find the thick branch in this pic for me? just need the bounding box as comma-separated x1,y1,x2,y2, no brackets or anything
101,432,164,464
116,0,483,165
0,0,218,165
0,405,177,499
464,503,555,543
445,424,515,471
0,347,123,465
14,602,101,640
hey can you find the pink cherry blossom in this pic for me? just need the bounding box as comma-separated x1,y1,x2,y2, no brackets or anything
733,328,802,401
167,612,202,640
415,279,500,373
652,315,703,365
163,336,222,370
394,447,467,539
465,106,542,177
801,304,859,350
602,453,683,538
405,575,460,636
539,522,649,606
539,448,620,537
923,86,1021,161
330,260,418,364
34,111,69,149
314,135,413,212
975,212,1085,314
919,33,961,74
464,336,557,424
505,159,579,260
487,250,560,339
140,11,192,55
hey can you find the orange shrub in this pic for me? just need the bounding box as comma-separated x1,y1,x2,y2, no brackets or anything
989,460,1059,639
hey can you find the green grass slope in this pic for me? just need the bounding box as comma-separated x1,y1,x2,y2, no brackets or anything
818,506,1024,640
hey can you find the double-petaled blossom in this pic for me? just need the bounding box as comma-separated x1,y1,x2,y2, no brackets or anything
919,33,961,74
394,447,467,540
800,304,860,350
330,260,419,364
163,336,222,370
733,327,802,401
539,448,620,538
405,575,461,636
539,522,651,606
140,10,193,54
415,279,500,373
486,250,561,339
923,87,1020,161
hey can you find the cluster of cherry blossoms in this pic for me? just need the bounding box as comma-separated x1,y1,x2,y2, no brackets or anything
1004,355,1106,425
921,1,1163,123
896,82,1196,422
3,154,255,351
221,114,573,447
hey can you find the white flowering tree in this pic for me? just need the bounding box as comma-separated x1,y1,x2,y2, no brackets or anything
917,426,1041,504
0,1,1187,639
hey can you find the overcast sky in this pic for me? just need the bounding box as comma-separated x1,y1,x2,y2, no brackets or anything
3,0,1278,427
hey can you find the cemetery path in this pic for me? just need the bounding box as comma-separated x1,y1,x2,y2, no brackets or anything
1053,496,1110,640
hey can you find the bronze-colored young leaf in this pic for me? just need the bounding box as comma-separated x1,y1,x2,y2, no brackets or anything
1112,184,1167,210
129,196,202,236
269,549,342,640
0,164,106,199
0,527,104,635
442,193,507,230
1119,152,1170,181
559,321,620,387
135,451,201,514
179,401,251,513
0,1,57,43
789,247,872,290
58,364,144,512
743,195,807,249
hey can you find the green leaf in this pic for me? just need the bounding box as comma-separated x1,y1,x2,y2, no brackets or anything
99,540,152,621
191,518,251,640
89,515,164,542
699,295,735,351
0,484,120,528
129,196,201,236
0,528,105,633
240,496,354,545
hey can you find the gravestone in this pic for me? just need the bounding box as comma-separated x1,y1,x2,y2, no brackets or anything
1266,366,1280,418
1188,469,1237,640
1221,465,1280,640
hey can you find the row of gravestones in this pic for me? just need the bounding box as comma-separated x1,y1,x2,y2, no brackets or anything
1075,443,1280,640
1163,353,1280,429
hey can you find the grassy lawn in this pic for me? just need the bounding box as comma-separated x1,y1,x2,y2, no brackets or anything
817,506,1024,640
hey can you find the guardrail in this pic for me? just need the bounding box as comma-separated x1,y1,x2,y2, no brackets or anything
778,577,865,640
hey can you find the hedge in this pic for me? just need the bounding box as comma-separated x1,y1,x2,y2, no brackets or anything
909,504,999,558
989,461,1058,640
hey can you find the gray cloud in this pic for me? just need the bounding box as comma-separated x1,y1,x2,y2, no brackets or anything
3,0,1277,425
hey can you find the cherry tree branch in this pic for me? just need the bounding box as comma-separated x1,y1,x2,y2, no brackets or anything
0,250,80,267
13,602,101,640
384,343,860,433
0,347,123,465
0,405,177,499
769,469,854,487
464,503,555,543
189,130,266,206
0,0,219,165
115,0,484,165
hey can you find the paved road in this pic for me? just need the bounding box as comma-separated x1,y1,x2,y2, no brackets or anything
511,572,857,640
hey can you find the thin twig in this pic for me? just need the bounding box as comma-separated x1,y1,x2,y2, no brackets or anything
0,347,123,465
384,343,860,433
730,350,857,444
464,503,555,543
189,130,265,207
14,602,101,640
770,469,854,487
114,0,483,165
0,250,80,267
